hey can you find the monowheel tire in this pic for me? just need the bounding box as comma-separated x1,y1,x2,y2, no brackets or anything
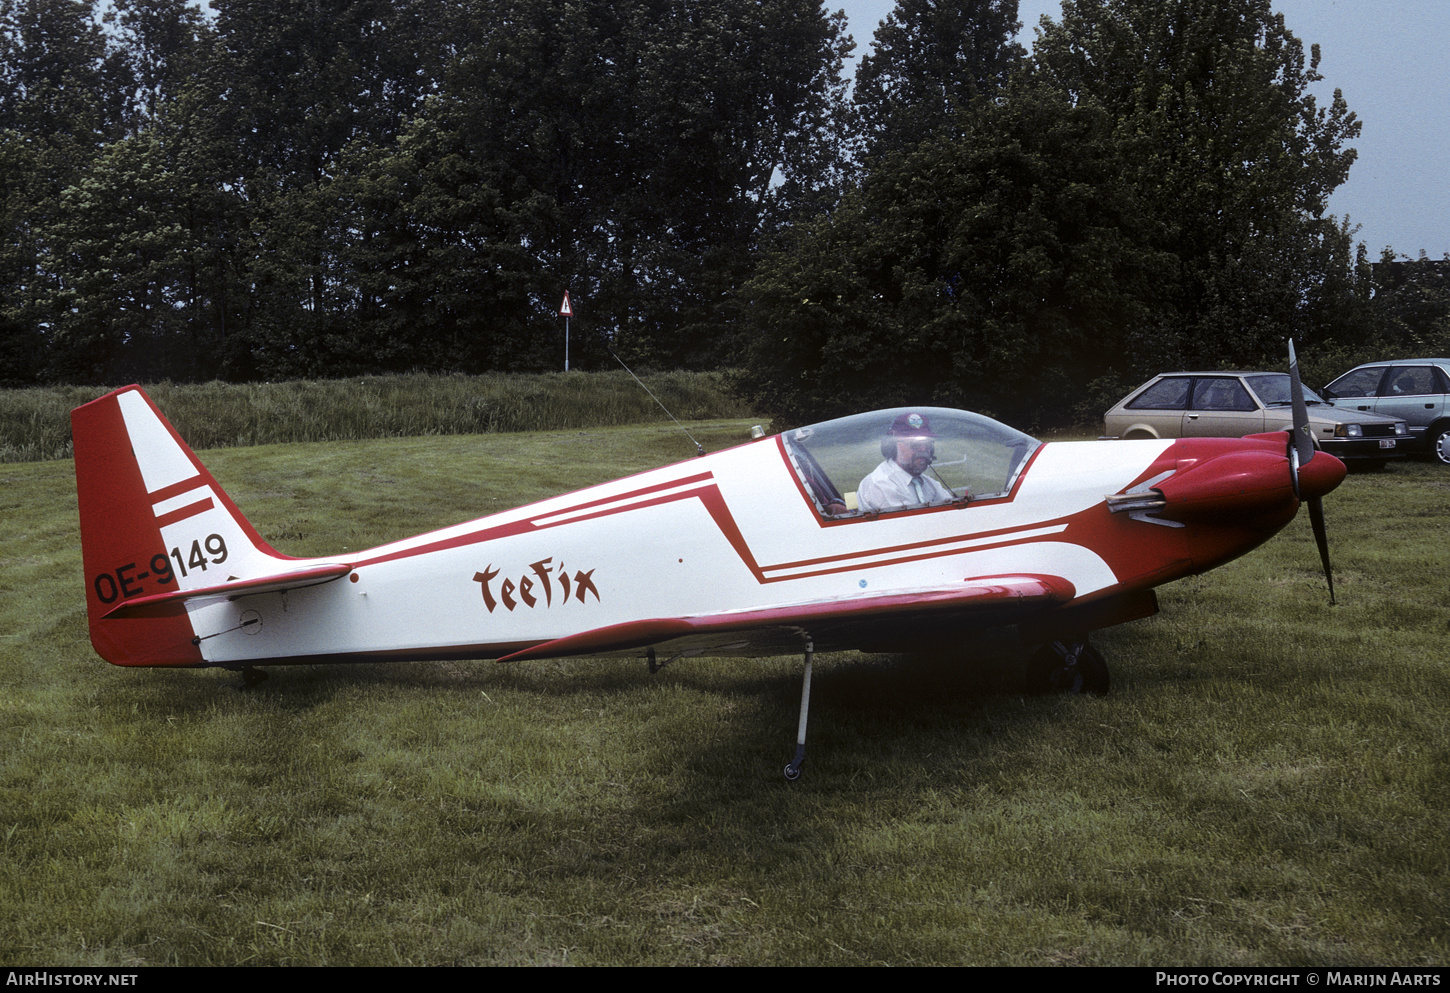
1026,643,1110,696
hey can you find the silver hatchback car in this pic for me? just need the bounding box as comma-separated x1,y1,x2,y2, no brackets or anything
1104,372,1410,463
1322,358,1450,465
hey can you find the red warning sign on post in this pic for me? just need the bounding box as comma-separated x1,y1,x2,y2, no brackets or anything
560,291,573,317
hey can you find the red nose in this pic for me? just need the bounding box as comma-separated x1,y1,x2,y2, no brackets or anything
1150,436,1345,523
1297,449,1346,501
1153,448,1295,519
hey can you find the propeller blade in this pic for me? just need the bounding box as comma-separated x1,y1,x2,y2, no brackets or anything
1307,495,1336,605
1287,339,1316,475
1289,341,1337,603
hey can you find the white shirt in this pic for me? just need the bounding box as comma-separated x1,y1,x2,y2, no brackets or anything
857,459,954,513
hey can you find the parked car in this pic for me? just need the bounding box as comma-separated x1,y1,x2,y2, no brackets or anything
1321,358,1450,465
1104,371,1410,463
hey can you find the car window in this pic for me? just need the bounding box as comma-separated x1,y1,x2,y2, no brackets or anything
1385,366,1440,396
1126,377,1190,410
1325,367,1385,398
1190,378,1255,412
1243,373,1329,405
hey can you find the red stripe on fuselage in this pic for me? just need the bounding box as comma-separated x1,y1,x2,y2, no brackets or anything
342,457,1120,593
350,474,736,570
764,521,1065,574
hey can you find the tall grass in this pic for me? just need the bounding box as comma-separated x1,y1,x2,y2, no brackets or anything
0,370,752,463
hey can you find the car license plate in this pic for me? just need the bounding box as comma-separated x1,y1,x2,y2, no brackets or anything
1380,439,1396,449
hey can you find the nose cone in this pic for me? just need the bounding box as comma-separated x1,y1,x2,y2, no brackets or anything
1298,450,1347,501
1150,448,1294,525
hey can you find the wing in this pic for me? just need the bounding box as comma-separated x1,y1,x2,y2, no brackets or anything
498,574,1079,662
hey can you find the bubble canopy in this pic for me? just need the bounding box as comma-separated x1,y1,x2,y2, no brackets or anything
781,407,1041,517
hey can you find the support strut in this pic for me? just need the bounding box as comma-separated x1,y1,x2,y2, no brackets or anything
784,640,814,782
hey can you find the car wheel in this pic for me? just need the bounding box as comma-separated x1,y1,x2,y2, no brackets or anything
1432,424,1450,467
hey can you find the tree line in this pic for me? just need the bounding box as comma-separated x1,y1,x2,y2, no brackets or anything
2,0,1445,426
2,0,854,384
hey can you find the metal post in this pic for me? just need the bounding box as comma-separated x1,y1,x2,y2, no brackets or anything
560,291,573,371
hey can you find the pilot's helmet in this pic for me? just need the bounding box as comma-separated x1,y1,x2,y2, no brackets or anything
881,411,939,457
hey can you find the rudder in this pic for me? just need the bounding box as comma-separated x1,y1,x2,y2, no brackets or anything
72,387,288,666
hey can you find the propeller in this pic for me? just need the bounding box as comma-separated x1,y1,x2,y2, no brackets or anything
1288,340,1336,604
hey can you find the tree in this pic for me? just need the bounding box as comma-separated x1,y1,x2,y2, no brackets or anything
105,0,212,124
852,0,1025,159
1370,251,1450,355
0,0,855,381
420,0,853,369
318,119,558,375
0,0,130,138
1031,0,1364,368
194,0,470,376
41,130,178,380
744,83,1174,427
0,0,132,382
0,130,46,382
39,73,255,382
212,0,463,186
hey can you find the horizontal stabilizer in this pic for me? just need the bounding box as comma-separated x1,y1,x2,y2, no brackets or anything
102,563,354,619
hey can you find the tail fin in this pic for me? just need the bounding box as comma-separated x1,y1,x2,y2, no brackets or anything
72,386,292,666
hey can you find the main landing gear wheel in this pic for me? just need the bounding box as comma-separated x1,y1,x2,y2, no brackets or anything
1026,641,1109,695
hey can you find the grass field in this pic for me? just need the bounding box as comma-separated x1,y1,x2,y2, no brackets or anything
2,422,1447,966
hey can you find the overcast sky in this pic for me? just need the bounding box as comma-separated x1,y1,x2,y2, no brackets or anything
835,0,1450,260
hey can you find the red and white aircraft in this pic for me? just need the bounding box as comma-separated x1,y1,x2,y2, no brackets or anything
73,350,1344,779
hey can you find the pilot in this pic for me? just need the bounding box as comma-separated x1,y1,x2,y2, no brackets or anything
857,411,955,513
